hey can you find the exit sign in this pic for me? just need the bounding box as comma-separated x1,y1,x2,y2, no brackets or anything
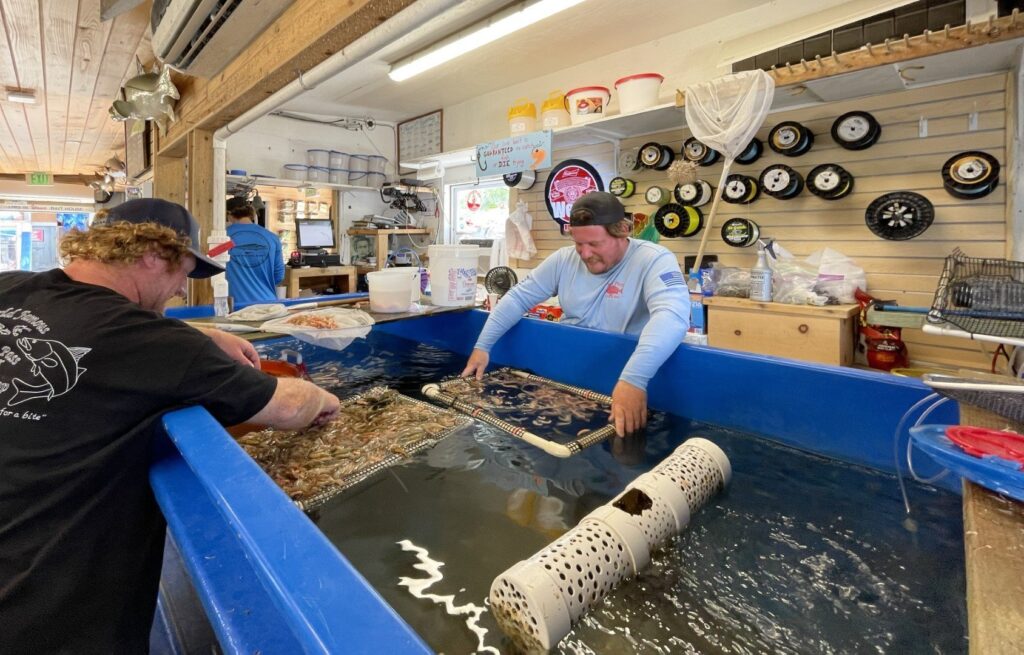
26,171,53,186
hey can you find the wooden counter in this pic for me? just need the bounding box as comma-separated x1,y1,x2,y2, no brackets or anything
703,296,860,366
285,265,356,298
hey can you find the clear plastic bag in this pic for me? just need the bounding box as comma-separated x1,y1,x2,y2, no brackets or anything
714,267,751,298
260,308,374,351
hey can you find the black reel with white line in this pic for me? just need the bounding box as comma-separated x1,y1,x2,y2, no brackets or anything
807,163,854,200
503,171,537,191
735,138,764,165
940,151,1000,200
768,121,814,157
721,218,760,248
653,203,703,238
758,164,803,200
865,191,935,241
638,142,675,170
722,173,760,205
682,137,720,166
674,180,714,206
830,111,881,150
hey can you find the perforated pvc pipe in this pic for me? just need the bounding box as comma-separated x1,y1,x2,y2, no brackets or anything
489,438,731,650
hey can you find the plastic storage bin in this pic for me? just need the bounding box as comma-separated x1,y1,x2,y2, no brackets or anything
541,91,571,129
367,155,387,174
329,169,348,184
349,154,369,173
282,164,308,181
329,151,349,170
614,73,663,114
306,166,329,183
508,98,537,135
565,86,611,125
367,268,420,313
366,172,386,187
306,149,330,168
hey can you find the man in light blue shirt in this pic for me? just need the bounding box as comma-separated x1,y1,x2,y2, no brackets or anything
225,198,285,305
462,192,690,437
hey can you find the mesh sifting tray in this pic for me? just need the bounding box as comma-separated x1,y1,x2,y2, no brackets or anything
923,373,1024,428
235,387,470,511
928,248,1024,339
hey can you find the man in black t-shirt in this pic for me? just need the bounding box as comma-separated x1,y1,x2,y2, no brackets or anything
0,199,341,654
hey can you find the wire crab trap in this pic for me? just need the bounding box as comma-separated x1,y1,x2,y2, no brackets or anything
927,248,1024,344
235,387,470,511
422,368,618,458
923,372,1024,428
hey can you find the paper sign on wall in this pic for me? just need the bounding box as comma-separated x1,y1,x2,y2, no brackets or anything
475,130,551,176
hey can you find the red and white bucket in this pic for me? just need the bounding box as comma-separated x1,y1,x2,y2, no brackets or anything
565,86,610,125
614,73,663,114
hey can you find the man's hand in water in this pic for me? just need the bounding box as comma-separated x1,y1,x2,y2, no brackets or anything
611,380,647,438
461,348,490,380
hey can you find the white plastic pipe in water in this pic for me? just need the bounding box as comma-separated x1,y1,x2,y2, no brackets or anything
488,438,731,651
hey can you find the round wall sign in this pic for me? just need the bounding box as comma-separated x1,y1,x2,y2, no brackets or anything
544,159,604,230
466,190,481,212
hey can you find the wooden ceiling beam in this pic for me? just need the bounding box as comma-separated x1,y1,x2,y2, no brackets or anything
42,0,78,176
676,13,1024,105
3,0,49,172
63,0,110,173
158,0,417,158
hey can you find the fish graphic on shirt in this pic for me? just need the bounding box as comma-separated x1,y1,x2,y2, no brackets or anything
7,337,90,407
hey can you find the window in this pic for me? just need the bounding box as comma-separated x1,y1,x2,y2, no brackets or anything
447,180,509,242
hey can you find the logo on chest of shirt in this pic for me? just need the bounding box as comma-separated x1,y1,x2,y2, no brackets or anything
605,281,624,298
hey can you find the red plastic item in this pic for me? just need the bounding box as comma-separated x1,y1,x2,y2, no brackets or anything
945,426,1024,469
207,240,235,258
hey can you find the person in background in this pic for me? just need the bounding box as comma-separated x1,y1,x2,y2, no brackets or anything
226,196,285,304
461,192,689,438
0,198,340,654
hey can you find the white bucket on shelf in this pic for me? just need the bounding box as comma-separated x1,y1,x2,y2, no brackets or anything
565,86,611,125
428,245,479,307
306,149,330,168
329,150,349,169
614,73,664,114
282,164,308,180
367,268,420,313
307,166,329,182
366,172,386,187
349,155,369,173
329,169,348,184
348,170,368,185
366,155,387,174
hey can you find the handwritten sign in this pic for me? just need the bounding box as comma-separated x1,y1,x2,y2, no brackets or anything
475,130,551,177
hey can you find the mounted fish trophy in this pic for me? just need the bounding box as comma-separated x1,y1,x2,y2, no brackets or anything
108,65,180,135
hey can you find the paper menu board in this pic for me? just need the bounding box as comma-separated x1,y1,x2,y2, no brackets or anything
398,110,443,169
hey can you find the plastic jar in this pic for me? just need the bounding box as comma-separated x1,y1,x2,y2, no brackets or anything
565,86,611,125
306,166,329,183
614,73,664,114
282,164,308,181
329,169,348,184
306,149,330,168
329,150,349,169
508,98,537,135
541,91,571,129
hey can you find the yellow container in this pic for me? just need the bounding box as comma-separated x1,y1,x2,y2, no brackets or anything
508,98,537,135
540,90,571,129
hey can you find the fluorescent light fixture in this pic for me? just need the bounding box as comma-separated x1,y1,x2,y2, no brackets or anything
6,89,36,104
388,0,586,82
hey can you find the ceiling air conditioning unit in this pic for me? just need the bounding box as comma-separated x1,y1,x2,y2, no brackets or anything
151,0,294,78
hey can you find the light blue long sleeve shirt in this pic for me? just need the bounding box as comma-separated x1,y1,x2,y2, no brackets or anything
475,239,690,390
226,223,285,305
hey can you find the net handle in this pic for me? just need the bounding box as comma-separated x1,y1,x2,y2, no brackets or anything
691,158,733,277
506,369,612,404
422,384,614,458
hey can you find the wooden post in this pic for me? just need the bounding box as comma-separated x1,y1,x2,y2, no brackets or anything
187,128,215,306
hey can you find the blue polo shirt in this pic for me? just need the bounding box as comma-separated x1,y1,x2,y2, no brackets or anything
474,239,690,390
226,223,285,305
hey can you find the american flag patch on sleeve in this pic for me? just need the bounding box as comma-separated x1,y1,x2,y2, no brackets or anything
659,271,684,288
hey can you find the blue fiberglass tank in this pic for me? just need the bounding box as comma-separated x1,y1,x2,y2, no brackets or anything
152,309,964,653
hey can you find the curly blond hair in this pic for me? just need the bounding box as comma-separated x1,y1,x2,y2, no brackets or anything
60,213,192,268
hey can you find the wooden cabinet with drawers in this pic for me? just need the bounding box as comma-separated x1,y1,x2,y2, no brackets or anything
704,296,860,366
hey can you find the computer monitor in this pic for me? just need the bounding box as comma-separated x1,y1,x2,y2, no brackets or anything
295,219,335,250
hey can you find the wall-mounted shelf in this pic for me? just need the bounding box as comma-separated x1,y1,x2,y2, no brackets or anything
348,228,430,272
226,174,384,193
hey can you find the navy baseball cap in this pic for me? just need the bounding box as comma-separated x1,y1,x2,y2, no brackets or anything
101,198,224,279
569,191,626,227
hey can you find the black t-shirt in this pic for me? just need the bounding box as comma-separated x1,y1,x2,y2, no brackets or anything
0,269,277,654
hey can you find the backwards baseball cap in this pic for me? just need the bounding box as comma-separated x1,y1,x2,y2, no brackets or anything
101,198,225,279
569,191,627,227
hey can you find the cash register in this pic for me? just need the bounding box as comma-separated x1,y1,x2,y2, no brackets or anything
289,218,341,267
